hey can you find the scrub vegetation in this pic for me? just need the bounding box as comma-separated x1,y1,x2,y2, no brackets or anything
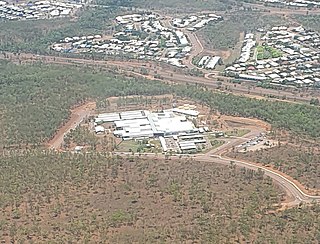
97,0,238,12
0,151,319,243
228,142,320,190
293,14,320,33
0,0,320,242
0,60,171,146
175,85,320,139
1,60,320,148
199,13,287,50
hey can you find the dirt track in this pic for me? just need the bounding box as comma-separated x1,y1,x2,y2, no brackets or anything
47,102,95,150
45,94,320,207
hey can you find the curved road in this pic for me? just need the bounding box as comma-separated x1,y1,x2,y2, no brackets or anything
197,155,320,206
200,129,320,206
2,52,320,104
114,150,320,207
112,126,320,207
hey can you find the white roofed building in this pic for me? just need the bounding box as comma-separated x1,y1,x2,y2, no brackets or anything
148,111,198,137
96,109,200,140
95,125,105,134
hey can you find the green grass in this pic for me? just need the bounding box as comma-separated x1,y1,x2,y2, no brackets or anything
202,139,225,153
159,38,167,48
110,210,133,227
257,45,282,60
192,55,202,66
226,129,251,137
210,139,225,148
116,139,162,153
116,140,140,152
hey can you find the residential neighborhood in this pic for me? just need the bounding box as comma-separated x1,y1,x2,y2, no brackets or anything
194,55,222,70
225,26,320,87
261,0,320,8
2,0,320,241
0,0,82,20
51,12,223,68
171,13,223,31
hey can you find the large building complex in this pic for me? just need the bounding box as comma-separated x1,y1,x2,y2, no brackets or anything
95,109,199,140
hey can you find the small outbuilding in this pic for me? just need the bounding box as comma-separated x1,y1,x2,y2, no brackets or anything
95,125,105,134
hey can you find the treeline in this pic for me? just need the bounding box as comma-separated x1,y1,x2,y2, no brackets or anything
97,0,237,11
0,61,171,146
1,61,320,146
293,14,320,33
228,144,320,189
174,85,320,139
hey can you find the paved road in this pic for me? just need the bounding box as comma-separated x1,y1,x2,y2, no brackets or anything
204,127,320,206
160,71,320,103
207,129,262,155
200,128,320,206
161,16,204,69
196,154,320,206
2,52,319,104
185,31,204,68
112,130,320,207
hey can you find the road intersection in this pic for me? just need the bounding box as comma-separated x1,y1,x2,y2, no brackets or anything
109,128,320,207
4,3,320,208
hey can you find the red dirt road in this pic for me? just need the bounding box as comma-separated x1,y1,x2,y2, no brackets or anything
47,102,95,150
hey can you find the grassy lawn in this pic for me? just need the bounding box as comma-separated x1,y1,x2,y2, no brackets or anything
192,55,202,66
256,45,282,60
116,139,162,153
201,139,225,153
226,129,250,137
116,140,140,152
210,139,225,148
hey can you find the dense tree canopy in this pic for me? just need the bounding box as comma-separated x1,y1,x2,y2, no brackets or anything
0,61,319,146
0,61,171,146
